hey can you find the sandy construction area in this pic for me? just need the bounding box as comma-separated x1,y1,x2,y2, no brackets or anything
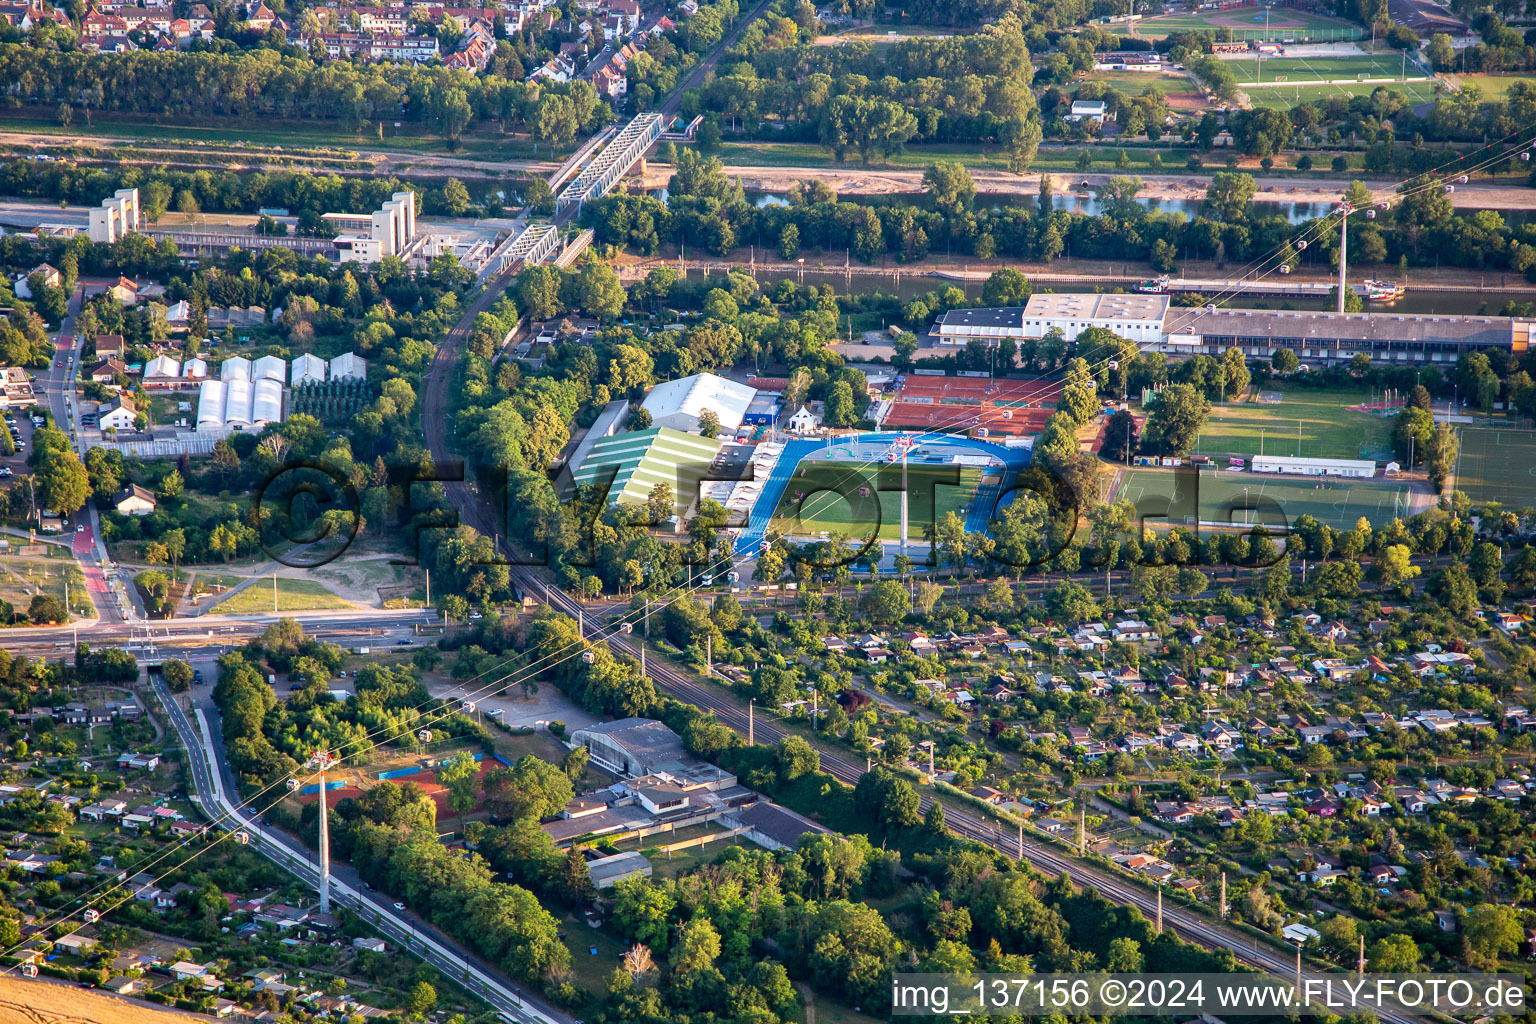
0,976,213,1024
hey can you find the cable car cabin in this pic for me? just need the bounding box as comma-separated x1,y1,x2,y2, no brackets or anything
286,779,300,792
582,651,596,664
21,963,37,977
620,622,633,634
83,909,100,924
234,831,250,845
462,700,476,713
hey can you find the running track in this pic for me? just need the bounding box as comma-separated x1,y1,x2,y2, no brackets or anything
734,433,1033,554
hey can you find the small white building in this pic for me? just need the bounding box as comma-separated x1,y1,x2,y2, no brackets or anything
220,356,252,382
786,404,821,434
1250,455,1375,479
252,354,287,383
1069,99,1107,122
291,353,327,386
329,352,367,381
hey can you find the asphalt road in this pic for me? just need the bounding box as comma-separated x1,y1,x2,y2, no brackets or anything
151,677,572,1024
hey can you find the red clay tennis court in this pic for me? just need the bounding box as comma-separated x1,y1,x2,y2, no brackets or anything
885,377,1061,435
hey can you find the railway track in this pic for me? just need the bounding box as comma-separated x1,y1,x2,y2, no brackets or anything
421,268,1428,1024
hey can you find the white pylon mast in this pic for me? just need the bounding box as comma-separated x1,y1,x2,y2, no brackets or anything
309,750,336,914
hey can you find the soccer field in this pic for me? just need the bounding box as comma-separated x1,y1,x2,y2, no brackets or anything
1224,54,1408,84
1457,427,1536,509
1247,79,1438,107
1135,6,1363,40
1191,389,1395,462
1116,467,1416,531
771,461,984,542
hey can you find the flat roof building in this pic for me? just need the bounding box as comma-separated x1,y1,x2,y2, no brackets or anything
933,293,1530,365
569,718,686,777
1251,455,1376,478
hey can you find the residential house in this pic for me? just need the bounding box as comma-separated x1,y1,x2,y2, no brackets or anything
112,484,157,516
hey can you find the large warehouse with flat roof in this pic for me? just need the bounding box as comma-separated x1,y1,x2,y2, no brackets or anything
933,293,1532,365
571,426,723,517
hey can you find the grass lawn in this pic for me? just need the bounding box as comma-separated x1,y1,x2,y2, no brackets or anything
0,559,90,618
1079,72,1196,96
1455,74,1536,100
209,576,354,613
562,916,628,996
1247,78,1439,108
1115,465,1415,530
1456,426,1536,508
770,461,983,541
0,108,568,163
1191,388,1394,462
1223,53,1410,84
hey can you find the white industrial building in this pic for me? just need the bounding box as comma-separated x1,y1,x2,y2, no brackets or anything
291,353,327,385
934,292,1530,366
1250,455,1376,478
220,356,251,382
331,192,417,265
253,355,287,382
184,358,208,379
936,293,1169,347
329,352,367,381
640,372,756,434
87,188,141,244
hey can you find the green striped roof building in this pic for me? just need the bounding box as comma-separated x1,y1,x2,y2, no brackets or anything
571,427,723,517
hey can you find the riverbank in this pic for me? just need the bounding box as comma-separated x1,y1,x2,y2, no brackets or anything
637,163,1536,211
616,249,1536,298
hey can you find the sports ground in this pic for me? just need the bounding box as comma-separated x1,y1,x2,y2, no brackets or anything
771,461,986,541
1457,427,1536,508
737,432,1034,552
1247,79,1438,107
1189,388,1396,462
1134,5,1363,41
1116,466,1417,530
1224,53,1413,84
